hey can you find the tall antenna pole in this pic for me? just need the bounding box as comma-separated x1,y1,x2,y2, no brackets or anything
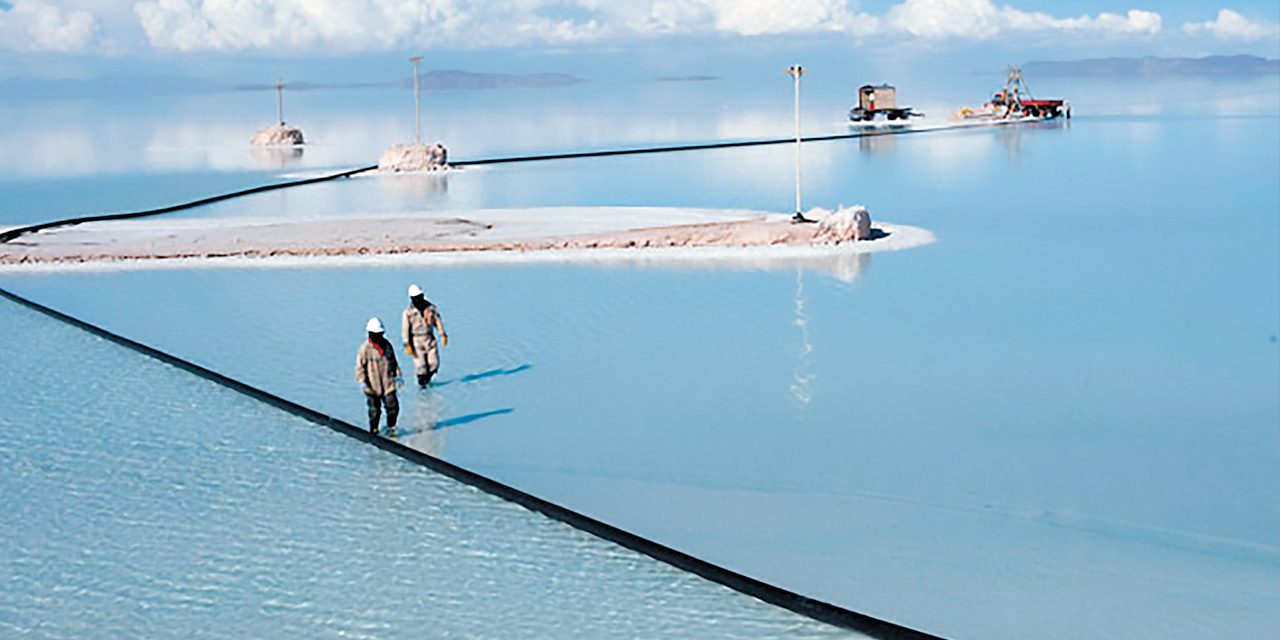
409,56,424,145
276,77,284,124
786,65,810,223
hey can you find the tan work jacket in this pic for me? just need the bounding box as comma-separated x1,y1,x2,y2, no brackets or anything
355,339,400,396
402,303,440,352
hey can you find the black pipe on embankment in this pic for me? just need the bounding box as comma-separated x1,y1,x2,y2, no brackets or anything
0,164,378,243
0,286,949,640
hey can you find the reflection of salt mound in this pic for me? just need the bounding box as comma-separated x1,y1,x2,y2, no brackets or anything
812,205,874,242
250,123,305,146
249,146,303,167
379,143,449,173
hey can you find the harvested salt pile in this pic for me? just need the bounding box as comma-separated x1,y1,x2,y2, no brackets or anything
379,143,449,172
250,123,305,146
812,205,875,242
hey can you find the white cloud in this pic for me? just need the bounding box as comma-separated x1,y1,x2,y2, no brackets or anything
1182,9,1280,41
889,0,1160,40
890,0,1001,38
131,0,883,52
0,0,101,51
1047,9,1162,35
698,0,876,37
0,0,1173,54
134,0,491,52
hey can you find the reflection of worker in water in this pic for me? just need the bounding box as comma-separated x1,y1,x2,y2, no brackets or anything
402,284,448,387
356,317,402,435
403,398,446,457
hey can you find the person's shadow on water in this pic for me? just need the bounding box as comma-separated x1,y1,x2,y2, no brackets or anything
394,407,514,456
433,408,515,430
389,364,531,455
432,364,533,386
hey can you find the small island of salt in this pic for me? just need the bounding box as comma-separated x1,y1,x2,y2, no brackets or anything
378,143,449,172
250,123,305,147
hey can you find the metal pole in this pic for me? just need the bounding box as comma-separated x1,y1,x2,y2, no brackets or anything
276,77,283,124
410,56,423,145
787,65,809,223
793,66,801,216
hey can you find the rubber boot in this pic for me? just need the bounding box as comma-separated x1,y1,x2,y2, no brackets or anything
384,394,399,434
417,372,429,387
367,396,381,435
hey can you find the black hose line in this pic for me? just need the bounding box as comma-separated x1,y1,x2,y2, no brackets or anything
0,164,377,243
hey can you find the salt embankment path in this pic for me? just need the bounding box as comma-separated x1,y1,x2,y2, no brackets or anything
0,206,934,273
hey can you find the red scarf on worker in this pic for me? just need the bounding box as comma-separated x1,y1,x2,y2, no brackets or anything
368,336,386,357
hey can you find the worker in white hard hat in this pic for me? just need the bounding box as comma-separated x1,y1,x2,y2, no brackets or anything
401,284,448,387
355,317,402,435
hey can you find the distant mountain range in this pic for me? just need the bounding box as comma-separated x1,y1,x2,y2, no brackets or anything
234,70,585,92
1022,55,1280,78
656,75,720,82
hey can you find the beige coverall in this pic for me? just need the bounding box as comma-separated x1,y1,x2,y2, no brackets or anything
355,338,401,432
402,302,444,382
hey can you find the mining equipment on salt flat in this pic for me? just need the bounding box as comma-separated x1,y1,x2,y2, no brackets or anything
847,84,923,123
953,66,1070,122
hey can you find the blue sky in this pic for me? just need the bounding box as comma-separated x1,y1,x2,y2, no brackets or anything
0,0,1277,81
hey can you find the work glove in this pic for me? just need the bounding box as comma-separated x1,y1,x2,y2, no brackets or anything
404,344,414,355
442,334,449,347
395,376,404,389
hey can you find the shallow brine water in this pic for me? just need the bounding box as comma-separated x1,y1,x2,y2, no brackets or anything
2,72,1278,639
0,299,863,640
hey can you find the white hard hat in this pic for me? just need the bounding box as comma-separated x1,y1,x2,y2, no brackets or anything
408,284,423,297
366,317,384,333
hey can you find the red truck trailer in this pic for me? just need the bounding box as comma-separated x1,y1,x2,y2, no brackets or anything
988,67,1069,119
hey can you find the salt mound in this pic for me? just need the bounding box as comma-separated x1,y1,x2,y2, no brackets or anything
379,143,449,173
250,123,305,147
812,205,874,242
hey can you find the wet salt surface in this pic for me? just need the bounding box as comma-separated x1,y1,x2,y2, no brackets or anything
0,300,863,639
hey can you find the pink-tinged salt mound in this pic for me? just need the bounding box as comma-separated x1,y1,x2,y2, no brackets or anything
379,143,448,172
250,123,305,146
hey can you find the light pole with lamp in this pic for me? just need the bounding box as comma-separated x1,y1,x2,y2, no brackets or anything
786,65,812,223
409,56,424,145
275,77,284,124
785,65,815,406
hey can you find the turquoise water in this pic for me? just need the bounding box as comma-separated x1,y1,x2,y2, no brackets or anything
0,297,861,639
2,73,1278,639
